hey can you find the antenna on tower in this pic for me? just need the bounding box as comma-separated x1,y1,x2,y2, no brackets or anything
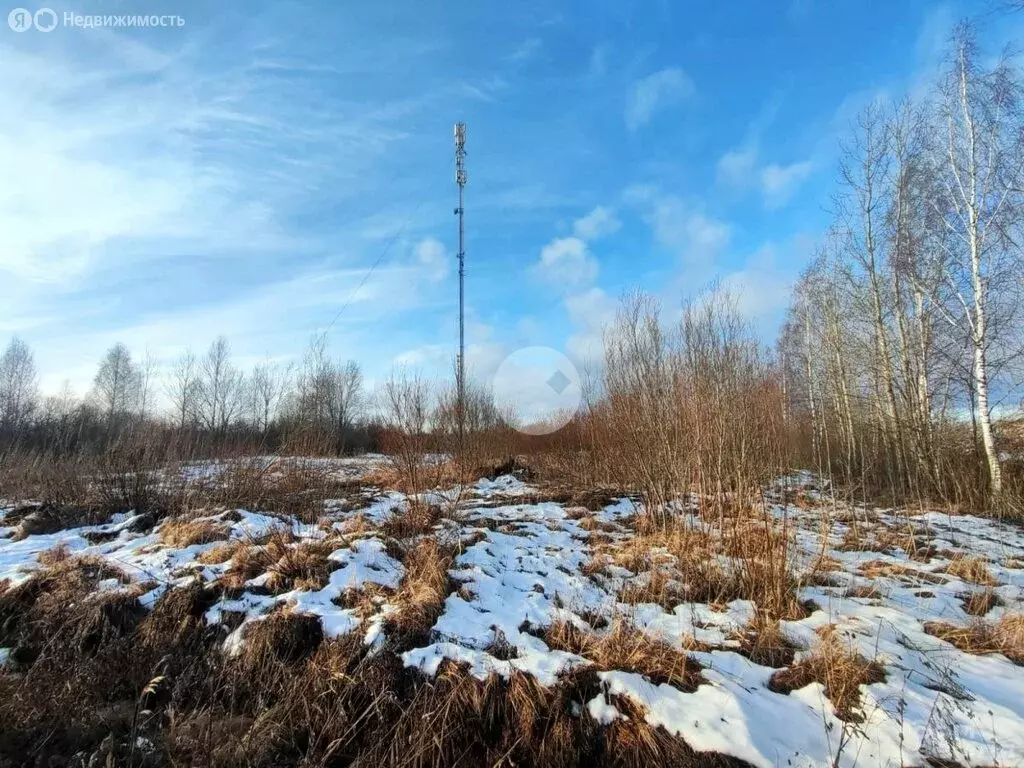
454,122,467,444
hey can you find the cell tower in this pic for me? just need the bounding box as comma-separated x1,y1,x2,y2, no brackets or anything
454,122,467,441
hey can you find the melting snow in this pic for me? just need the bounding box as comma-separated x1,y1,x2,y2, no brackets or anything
2,461,1023,767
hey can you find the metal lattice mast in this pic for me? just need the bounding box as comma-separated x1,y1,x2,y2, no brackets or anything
454,123,467,442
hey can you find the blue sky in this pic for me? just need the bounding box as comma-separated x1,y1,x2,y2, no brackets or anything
0,0,1004,396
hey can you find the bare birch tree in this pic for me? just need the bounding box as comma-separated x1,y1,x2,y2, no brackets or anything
167,350,200,430
91,342,141,430
930,23,1024,498
198,337,243,435
0,336,39,439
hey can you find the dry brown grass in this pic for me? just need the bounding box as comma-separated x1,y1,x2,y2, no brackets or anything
362,463,410,493
211,460,362,523
844,584,885,600
380,500,441,539
36,543,71,567
606,516,807,620
221,529,340,594
959,589,1004,616
238,610,326,668
384,538,455,649
266,539,339,593
196,539,244,565
544,619,705,692
362,460,477,496
734,614,797,668
924,614,1024,664
617,567,686,607
943,554,1000,586
159,517,231,548
768,627,886,721
0,555,151,763
857,559,948,584
836,522,938,561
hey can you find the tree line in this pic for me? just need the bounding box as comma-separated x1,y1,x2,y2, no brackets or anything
779,22,1024,506
0,334,369,457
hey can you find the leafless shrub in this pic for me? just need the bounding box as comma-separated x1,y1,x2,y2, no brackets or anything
598,289,788,523
378,370,432,498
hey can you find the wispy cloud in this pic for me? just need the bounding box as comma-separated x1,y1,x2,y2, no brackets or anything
508,37,542,63
637,192,732,272
625,67,694,130
761,160,815,208
0,22,470,394
572,206,621,241
716,143,815,209
716,145,759,188
534,237,598,286
413,237,449,282
564,286,616,362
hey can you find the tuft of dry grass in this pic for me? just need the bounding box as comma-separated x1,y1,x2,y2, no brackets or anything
211,460,363,523
266,540,338,593
924,614,1024,664
221,529,339,594
544,619,705,692
943,554,1000,586
959,589,1004,616
384,538,455,650
239,611,326,668
606,516,808,620
380,500,442,539
196,539,244,565
734,614,797,668
857,559,947,584
768,627,886,721
159,517,230,548
36,543,71,567
844,584,885,600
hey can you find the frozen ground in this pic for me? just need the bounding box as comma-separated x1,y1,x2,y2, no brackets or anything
1,457,1022,767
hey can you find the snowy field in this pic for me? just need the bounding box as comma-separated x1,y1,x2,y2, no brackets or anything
1,456,1023,767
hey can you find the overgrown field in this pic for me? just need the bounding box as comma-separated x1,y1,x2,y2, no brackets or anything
0,456,1022,767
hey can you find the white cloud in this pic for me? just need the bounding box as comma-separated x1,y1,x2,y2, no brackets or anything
625,67,694,130
0,26,473,396
715,142,814,208
413,237,448,282
534,236,598,286
508,38,542,63
573,206,621,241
761,161,814,208
648,196,731,270
716,145,759,188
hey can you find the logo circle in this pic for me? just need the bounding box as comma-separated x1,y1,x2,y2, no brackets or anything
492,346,582,435
33,7,57,31
8,7,32,30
